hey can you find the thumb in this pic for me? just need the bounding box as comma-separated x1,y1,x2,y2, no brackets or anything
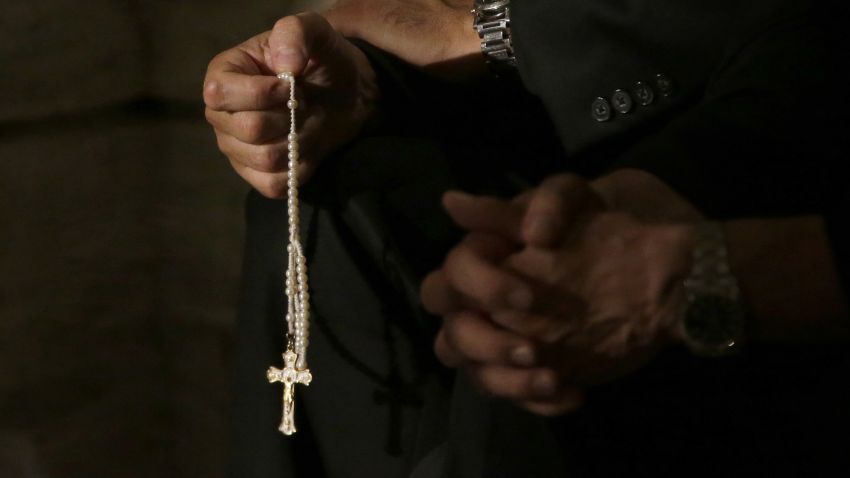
442,191,526,244
267,12,337,76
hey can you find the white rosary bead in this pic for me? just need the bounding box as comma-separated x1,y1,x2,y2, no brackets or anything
288,150,299,161
287,99,299,110
288,132,298,142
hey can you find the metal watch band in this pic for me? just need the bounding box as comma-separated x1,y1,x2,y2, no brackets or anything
472,0,517,71
679,222,746,356
684,222,740,303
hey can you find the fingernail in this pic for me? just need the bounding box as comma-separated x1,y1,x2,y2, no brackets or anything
532,372,557,397
508,288,533,310
510,346,536,367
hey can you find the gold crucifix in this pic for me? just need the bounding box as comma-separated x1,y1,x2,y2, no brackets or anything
267,349,312,435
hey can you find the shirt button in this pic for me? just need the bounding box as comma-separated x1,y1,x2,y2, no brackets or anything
612,89,634,114
634,81,655,106
656,73,675,97
592,97,612,122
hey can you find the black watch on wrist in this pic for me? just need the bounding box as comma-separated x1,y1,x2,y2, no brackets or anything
678,222,747,357
471,0,517,72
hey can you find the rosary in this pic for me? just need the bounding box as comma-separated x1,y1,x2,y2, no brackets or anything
266,72,313,436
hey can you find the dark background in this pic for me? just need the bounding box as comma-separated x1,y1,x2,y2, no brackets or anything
3,1,850,477
0,1,327,476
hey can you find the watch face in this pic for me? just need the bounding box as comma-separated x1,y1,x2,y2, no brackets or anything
683,294,746,354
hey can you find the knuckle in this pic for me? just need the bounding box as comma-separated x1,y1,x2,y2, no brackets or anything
433,330,459,368
246,81,272,109
479,281,508,309
203,80,224,108
469,368,498,396
254,146,286,172
239,114,266,144
480,369,523,398
214,134,233,157
444,315,476,358
255,174,288,199
204,107,217,126
419,274,435,308
443,246,467,280
441,313,461,343
419,272,444,314
531,187,565,214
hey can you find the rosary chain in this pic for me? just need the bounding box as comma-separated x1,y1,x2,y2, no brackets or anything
278,71,310,371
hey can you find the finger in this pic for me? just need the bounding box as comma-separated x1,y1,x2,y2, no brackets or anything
227,156,315,199
434,328,464,368
443,191,525,243
468,365,560,401
227,157,289,199
521,174,605,248
520,388,585,416
443,233,537,311
490,307,584,344
216,132,291,173
268,12,339,75
206,109,290,145
204,68,290,112
442,311,538,367
420,269,465,315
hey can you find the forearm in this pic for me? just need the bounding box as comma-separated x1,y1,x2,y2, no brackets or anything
725,216,850,342
323,0,487,81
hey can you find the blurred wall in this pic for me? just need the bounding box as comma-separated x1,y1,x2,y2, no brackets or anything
0,1,329,476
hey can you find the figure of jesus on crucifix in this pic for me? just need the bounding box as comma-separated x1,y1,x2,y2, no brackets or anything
267,350,312,435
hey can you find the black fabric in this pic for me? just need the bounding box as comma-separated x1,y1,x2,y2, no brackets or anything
230,136,463,478
229,1,850,477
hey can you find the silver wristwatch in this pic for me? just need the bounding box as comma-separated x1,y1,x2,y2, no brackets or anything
678,222,746,356
471,0,517,71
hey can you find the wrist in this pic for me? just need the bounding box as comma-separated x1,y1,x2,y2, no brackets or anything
426,3,489,80
645,223,697,346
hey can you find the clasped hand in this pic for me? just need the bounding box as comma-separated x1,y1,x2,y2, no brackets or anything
421,174,694,416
